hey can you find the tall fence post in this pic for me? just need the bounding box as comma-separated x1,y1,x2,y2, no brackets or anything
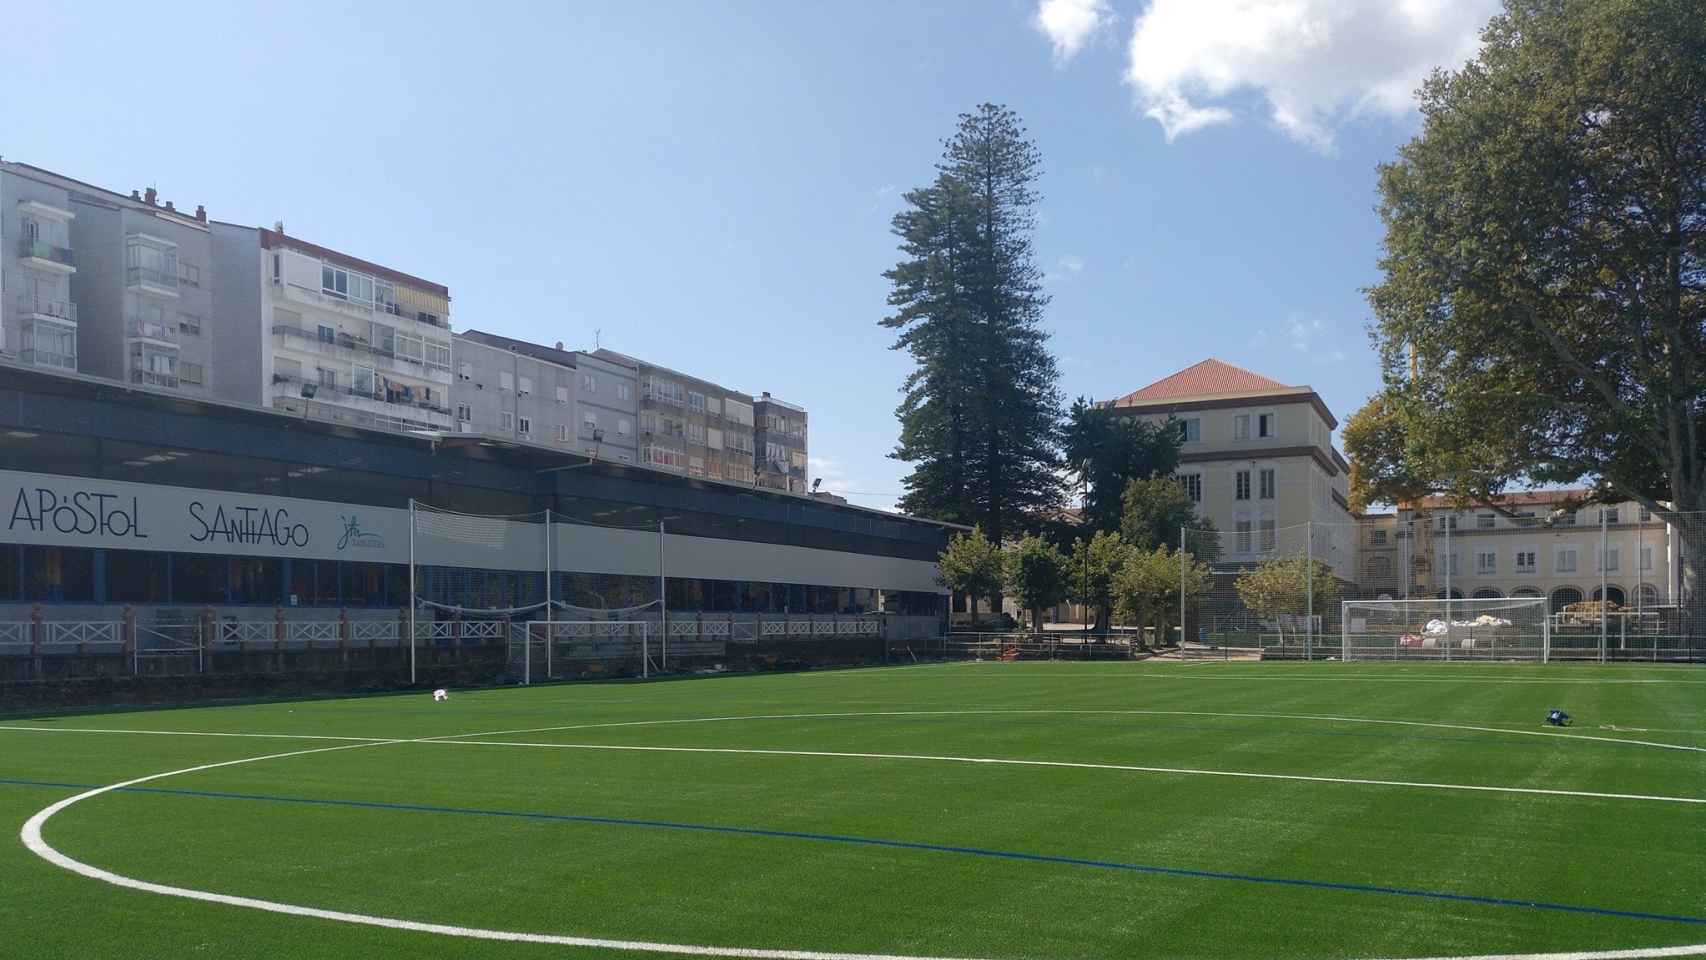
1305,521,1314,661
1179,525,1187,652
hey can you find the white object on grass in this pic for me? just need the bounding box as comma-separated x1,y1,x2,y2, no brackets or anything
433,689,448,702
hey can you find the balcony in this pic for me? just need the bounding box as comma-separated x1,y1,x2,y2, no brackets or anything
20,348,76,370
127,318,178,345
17,294,76,323
127,265,180,297
17,237,74,272
270,371,452,418
130,369,180,389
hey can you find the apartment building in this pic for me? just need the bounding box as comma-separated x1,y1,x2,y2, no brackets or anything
754,392,809,494
1360,491,1681,611
1,163,80,371
568,349,639,464
598,350,759,484
452,330,580,445
211,223,453,433
1104,359,1357,579
1,162,216,393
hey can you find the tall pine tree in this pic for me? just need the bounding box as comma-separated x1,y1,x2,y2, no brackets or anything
882,104,1063,543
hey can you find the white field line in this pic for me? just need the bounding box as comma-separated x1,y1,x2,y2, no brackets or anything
16,730,1706,959
419,738,1706,806
0,726,387,742
440,709,1706,755
1369,948,1706,960
853,662,1706,684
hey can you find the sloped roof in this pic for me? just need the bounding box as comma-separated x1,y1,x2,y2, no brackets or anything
1116,359,1292,404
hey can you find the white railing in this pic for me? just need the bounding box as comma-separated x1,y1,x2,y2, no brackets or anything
293,621,340,643
351,621,399,643
219,621,275,644
463,621,505,640
47,621,121,646
0,622,25,645
761,620,787,637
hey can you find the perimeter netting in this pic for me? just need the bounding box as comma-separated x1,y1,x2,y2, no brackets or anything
1341,597,1549,662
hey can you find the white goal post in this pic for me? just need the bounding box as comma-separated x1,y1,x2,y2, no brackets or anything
516,620,655,683
1340,597,1551,663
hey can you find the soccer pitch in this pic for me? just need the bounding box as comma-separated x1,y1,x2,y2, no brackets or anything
2,662,1703,960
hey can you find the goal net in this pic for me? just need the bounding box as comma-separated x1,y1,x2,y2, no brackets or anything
517,620,655,683
1340,597,1550,662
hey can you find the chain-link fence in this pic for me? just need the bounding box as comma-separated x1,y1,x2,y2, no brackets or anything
1182,510,1702,663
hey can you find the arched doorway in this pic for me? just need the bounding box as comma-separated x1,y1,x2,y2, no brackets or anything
1511,587,1542,599
1550,586,1584,614
1435,588,1464,599
1471,588,1504,599
1636,584,1661,607
1591,585,1627,607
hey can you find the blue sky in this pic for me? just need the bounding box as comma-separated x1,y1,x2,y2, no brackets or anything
3,0,1500,510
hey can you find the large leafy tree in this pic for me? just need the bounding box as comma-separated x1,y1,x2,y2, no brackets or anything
1234,557,1342,635
936,526,1005,620
1114,546,1213,648
1068,530,1133,632
883,104,1064,543
1003,534,1073,632
1120,475,1211,553
1062,398,1180,534
1353,0,1704,605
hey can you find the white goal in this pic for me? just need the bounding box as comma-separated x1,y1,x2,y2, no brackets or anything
1340,597,1551,662
515,620,655,683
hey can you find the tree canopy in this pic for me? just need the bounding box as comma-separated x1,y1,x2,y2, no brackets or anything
936,526,1004,616
1350,0,1703,601
1062,398,1180,534
1068,529,1133,632
882,104,1063,542
1234,556,1341,623
1003,534,1073,632
1113,546,1212,648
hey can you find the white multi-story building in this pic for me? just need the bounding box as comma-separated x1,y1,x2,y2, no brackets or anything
1,162,80,371
211,223,453,433
1103,358,1358,579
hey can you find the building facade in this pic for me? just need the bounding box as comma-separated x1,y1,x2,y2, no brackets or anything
754,392,809,494
211,223,454,434
566,348,640,464
1104,359,1358,579
453,330,581,446
601,350,760,484
1359,492,1682,612
2,163,81,371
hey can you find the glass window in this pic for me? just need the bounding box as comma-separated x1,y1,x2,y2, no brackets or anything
1257,413,1273,438
1235,470,1251,501
556,386,569,404
1233,415,1249,440
518,376,533,396
22,546,94,602
500,371,514,391
1478,513,1495,529
518,416,531,435
0,546,16,602
172,553,227,603
1258,468,1275,499
107,550,170,603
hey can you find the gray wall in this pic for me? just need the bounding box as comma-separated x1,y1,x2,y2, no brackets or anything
208,223,263,405
571,351,639,463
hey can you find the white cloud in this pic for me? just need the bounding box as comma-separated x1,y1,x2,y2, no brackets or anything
1058,254,1086,274
1285,312,1325,352
1124,0,1498,151
1035,0,1114,64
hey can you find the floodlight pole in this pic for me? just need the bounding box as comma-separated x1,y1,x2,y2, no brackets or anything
544,507,553,681
407,498,417,685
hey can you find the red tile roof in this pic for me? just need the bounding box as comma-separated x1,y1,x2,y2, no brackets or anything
1115,359,1292,404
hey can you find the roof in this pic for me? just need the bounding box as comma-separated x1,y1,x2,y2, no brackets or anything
457,330,577,370
1416,489,1594,509
1115,359,1291,404
259,227,448,298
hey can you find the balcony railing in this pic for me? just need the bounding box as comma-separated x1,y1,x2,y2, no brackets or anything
127,265,179,290
16,294,76,322
130,369,180,389
21,349,76,370
18,237,73,267
270,323,451,380
127,319,178,344
270,371,451,416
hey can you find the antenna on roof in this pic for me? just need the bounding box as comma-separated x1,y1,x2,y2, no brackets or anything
594,328,601,350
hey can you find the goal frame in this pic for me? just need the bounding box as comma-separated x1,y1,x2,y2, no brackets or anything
519,620,655,683
1339,597,1551,663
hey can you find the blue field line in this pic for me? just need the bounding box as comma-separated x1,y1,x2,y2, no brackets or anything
4,777,1703,927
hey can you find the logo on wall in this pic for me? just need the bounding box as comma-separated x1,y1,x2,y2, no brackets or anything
338,515,386,551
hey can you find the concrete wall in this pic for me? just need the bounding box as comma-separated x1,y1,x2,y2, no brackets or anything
570,351,639,463
209,223,263,405
452,335,579,444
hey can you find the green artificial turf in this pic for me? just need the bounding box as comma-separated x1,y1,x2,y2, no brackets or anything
1,660,1702,960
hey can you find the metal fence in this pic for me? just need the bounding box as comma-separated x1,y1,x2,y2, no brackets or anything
1183,509,1702,664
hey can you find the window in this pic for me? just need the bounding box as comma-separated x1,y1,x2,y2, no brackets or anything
556,423,570,442
1596,547,1619,572
374,281,396,313
353,365,376,397
179,362,204,385
1639,507,1652,522
1258,468,1276,500
395,334,423,364
517,416,531,436
178,261,201,288
1235,470,1251,501
1515,548,1538,574
1602,508,1619,525
177,313,202,337
1178,473,1201,503
688,391,706,412
1177,418,1201,442
1257,413,1273,438
1555,546,1578,573
688,456,706,477
688,422,707,445
518,376,533,396
1233,415,1250,440
423,341,452,373
706,427,723,450
1475,549,1497,575
456,403,471,421
581,373,598,393
317,325,335,345
1259,518,1277,553
766,441,787,464
127,241,178,287
617,418,632,437
1516,511,1538,527
1478,513,1495,529
1437,514,1458,531
1235,518,1252,553
1438,551,1459,576
317,367,336,389
556,386,569,405
1640,546,1653,571
582,412,599,434
499,411,514,431
459,362,472,381
500,371,514,391
1558,511,1577,526
272,253,282,284
617,382,632,401
1371,529,1387,545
